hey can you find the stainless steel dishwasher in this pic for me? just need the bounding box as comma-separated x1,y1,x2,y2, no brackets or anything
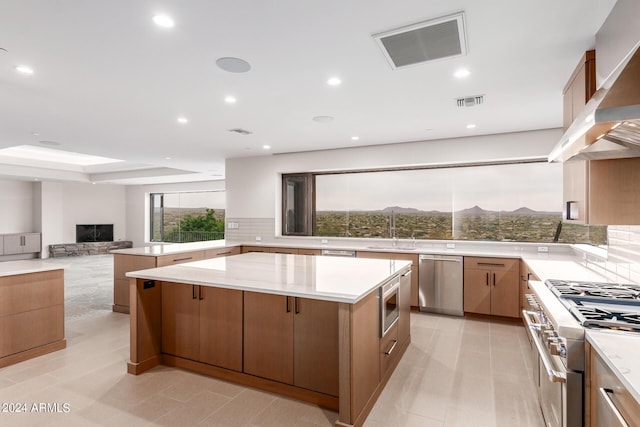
418,254,463,316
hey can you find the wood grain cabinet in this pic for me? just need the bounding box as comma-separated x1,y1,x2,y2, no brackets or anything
0,269,65,367
243,291,339,396
520,261,540,316
464,257,520,318
162,282,243,371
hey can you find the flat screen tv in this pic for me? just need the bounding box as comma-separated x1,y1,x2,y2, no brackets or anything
76,224,114,243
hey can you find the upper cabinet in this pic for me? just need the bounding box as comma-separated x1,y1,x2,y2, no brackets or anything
561,52,640,225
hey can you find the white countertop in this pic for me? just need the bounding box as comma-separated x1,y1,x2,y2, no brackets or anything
0,260,66,277
111,240,240,256
586,330,640,405
127,252,411,304
522,256,608,283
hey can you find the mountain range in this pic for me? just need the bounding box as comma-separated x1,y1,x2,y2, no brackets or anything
321,205,561,215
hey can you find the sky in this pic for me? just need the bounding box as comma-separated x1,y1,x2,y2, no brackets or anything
315,162,562,212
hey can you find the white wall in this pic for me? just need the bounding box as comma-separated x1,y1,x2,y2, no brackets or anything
34,181,63,258
226,128,562,223
0,180,35,233
126,180,226,247
59,182,127,243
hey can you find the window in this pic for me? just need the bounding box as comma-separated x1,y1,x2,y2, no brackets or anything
282,162,606,245
282,174,314,236
150,191,226,243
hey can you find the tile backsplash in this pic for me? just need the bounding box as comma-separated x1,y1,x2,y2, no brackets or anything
224,218,275,242
583,225,640,283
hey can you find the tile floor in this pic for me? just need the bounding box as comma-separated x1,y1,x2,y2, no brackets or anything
0,255,544,426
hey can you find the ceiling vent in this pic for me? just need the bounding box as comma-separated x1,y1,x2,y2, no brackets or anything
373,12,467,69
456,95,484,107
228,128,253,135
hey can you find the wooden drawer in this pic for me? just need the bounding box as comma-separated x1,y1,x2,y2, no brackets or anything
0,305,64,358
204,246,241,259
464,257,518,272
269,247,299,254
0,270,64,316
242,246,270,253
114,254,156,280
156,250,205,267
380,322,399,378
298,248,322,256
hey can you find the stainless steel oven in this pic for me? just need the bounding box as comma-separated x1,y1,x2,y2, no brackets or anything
380,276,400,337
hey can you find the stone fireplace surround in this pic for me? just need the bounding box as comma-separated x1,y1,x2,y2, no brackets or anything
49,241,132,257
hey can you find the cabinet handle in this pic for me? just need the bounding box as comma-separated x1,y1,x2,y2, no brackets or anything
173,256,193,262
295,297,300,314
218,251,232,255
198,286,203,300
493,273,496,286
286,296,291,313
192,285,197,300
486,272,489,286
385,340,398,355
477,262,505,267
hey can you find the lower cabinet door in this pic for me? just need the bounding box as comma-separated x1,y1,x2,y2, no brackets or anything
491,270,519,318
0,306,64,358
243,292,294,384
161,282,200,361
463,268,492,315
293,298,339,396
199,287,243,371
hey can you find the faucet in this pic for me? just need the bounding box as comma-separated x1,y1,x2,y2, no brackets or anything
389,210,397,246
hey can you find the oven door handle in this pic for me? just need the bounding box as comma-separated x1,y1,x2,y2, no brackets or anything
522,310,567,384
599,388,630,427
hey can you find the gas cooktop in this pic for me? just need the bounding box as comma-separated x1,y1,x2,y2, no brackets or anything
545,279,640,332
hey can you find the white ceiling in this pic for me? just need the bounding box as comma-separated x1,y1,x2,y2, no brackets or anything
0,0,617,184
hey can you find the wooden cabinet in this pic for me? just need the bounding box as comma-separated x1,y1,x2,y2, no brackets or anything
397,270,411,344
204,246,240,258
269,247,299,254
243,291,339,396
464,257,519,318
588,344,640,427
298,248,321,256
0,269,65,367
162,282,243,371
242,245,270,253
3,233,41,255
114,246,239,313
356,251,420,307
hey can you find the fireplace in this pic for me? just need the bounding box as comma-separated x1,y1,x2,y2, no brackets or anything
76,224,114,243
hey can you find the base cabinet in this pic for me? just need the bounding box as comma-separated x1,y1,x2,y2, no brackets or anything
162,282,242,371
2,233,41,255
464,257,519,318
356,251,419,307
243,292,339,396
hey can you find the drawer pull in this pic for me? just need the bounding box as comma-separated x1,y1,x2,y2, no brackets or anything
477,262,506,267
385,340,398,356
218,251,232,255
173,256,193,262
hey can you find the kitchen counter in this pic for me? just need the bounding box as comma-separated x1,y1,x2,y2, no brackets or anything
127,252,411,303
111,239,240,256
587,330,640,405
0,259,67,277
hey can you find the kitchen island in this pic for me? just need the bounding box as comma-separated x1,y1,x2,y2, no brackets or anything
0,260,66,368
127,252,412,427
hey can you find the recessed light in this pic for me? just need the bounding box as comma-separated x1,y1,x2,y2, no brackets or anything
351,136,359,141
263,145,271,150
327,77,342,86
153,14,175,28
38,140,61,146
177,117,188,124
15,65,34,75
31,131,40,136
165,157,172,160
466,124,476,129
216,57,251,73
312,116,334,123
454,68,470,79
225,96,237,104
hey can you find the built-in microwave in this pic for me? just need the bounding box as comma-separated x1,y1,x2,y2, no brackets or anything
380,277,400,337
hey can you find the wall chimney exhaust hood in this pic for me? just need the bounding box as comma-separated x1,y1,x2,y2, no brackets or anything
549,41,640,162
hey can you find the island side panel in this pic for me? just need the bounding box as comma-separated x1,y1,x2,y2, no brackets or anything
128,277,162,374
114,254,156,314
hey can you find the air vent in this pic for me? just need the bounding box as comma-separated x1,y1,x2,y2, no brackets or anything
456,95,484,107
228,128,253,135
373,12,467,69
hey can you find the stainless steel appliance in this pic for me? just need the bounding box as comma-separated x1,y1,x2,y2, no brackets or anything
524,278,640,427
418,254,463,316
380,276,400,337
321,249,356,257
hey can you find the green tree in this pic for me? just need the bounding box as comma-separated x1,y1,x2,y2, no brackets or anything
179,209,225,233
